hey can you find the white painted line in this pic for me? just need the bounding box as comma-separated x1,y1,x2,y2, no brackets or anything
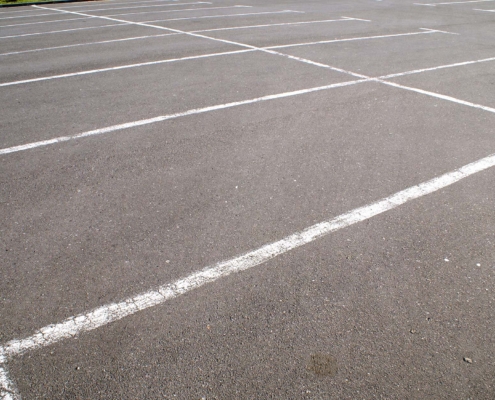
2,152,495,360
264,30,439,50
474,7,495,10
0,7,43,15
0,33,177,57
0,16,90,28
378,79,495,113
143,9,302,23
340,16,371,21
0,79,367,156
59,0,180,8
106,5,252,18
0,13,307,57
415,0,495,5
379,56,495,79
0,2,208,21
0,17,348,57
72,1,211,12
419,27,459,35
0,22,126,39
0,4,249,24
0,362,19,400
34,6,488,123
0,27,436,86
192,17,356,33
0,10,298,39
0,49,254,87
0,12,77,20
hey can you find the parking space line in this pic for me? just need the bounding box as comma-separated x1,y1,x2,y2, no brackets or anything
1,149,495,362
0,10,299,39
0,16,92,28
3,47,495,153
0,49,254,87
59,0,180,8
142,9,303,23
265,30,438,49
415,0,495,5
0,1,197,20
379,56,495,79
32,6,493,120
0,22,127,40
0,29,448,86
0,79,367,155
0,362,19,400
0,33,177,57
0,5,252,28
192,17,361,33
0,17,362,57
69,1,211,13
0,12,82,20
474,7,495,10
105,5,252,18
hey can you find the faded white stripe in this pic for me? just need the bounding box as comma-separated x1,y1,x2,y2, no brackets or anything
265,30,437,50
0,16,91,28
0,10,298,39
0,49,254,87
106,5,251,17
60,0,180,8
0,363,19,400
0,80,367,155
0,33,177,57
416,0,495,5
0,22,126,39
193,17,354,33
2,152,495,359
379,56,495,79
0,17,350,57
71,1,210,13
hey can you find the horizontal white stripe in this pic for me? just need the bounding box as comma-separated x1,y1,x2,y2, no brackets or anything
0,2,209,22
0,16,90,28
60,0,180,8
379,56,495,79
0,33,177,56
0,30,442,85
0,10,298,39
416,0,495,5
106,5,251,17
72,1,210,13
193,17,353,33
2,151,495,359
265,30,436,50
0,22,126,39
474,7,495,11
379,79,495,113
143,9,301,23
0,11,79,20
0,49,254,87
0,17,357,57
0,80,366,155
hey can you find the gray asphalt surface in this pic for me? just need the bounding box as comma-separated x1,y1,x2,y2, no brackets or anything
1,0,495,398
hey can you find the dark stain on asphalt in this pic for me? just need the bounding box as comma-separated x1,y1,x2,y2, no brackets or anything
307,353,338,377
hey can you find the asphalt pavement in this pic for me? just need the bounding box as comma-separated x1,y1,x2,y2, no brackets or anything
1,0,495,398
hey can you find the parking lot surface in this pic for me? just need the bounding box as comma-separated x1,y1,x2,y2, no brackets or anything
1,0,495,398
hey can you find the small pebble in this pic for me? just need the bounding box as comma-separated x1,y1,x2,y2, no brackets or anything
463,357,473,364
